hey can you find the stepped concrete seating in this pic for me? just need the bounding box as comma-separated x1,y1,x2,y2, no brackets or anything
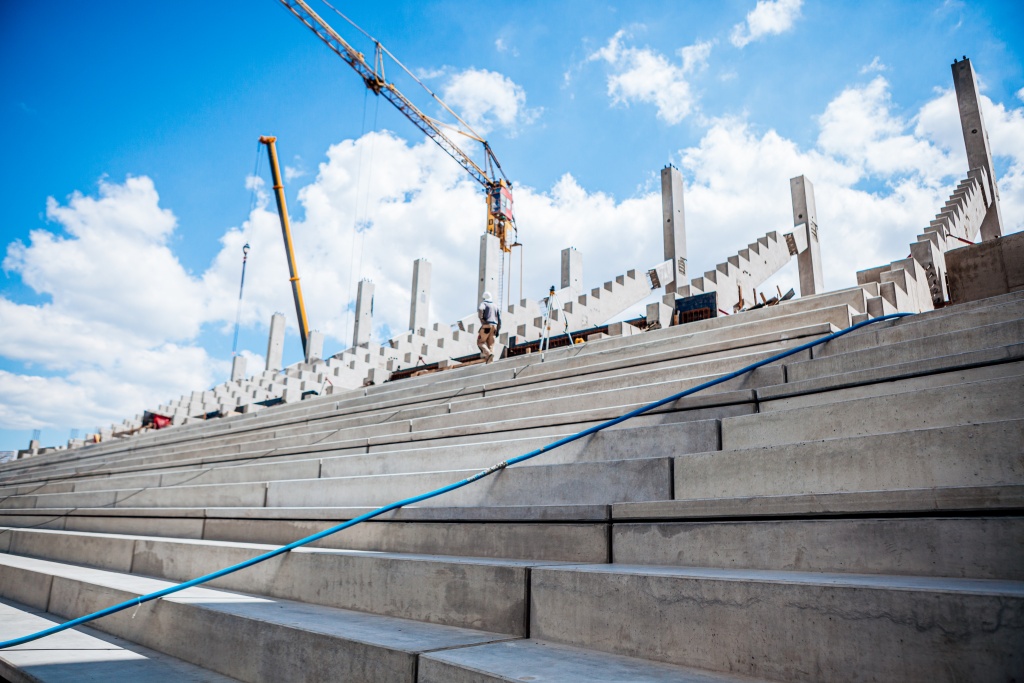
676,230,794,313
0,289,1021,681
858,169,993,312
133,263,663,433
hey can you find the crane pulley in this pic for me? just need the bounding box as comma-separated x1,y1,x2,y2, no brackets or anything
277,0,517,252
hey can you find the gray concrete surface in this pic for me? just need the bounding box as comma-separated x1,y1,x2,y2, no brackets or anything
529,563,1024,682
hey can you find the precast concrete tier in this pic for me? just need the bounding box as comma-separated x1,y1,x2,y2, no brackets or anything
478,233,501,307
561,247,583,296
305,330,324,363
353,279,375,348
789,175,824,296
265,312,285,372
409,258,432,334
230,355,247,382
660,165,687,294
952,57,1003,240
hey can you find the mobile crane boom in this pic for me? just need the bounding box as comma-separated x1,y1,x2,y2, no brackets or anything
276,0,516,251
260,135,311,358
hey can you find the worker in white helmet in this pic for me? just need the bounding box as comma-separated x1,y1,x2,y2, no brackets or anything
477,292,501,363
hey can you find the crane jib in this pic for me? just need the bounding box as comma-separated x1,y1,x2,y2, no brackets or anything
279,0,501,193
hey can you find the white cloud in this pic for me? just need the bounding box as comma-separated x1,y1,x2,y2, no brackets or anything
860,56,888,74
441,68,541,135
731,0,803,48
587,31,713,125
494,37,518,57
3,176,206,342
1016,87,1024,103
201,130,660,349
284,165,306,182
817,76,959,181
0,178,224,430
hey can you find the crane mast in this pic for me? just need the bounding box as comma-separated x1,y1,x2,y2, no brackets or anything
276,0,516,251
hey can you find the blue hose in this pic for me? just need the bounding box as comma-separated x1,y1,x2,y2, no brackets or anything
0,312,912,649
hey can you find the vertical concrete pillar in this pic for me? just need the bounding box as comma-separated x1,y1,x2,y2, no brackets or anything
305,330,324,363
265,313,285,372
790,175,824,296
409,258,432,334
231,355,247,382
952,57,1003,241
353,279,374,347
561,247,583,295
478,233,500,306
660,165,687,293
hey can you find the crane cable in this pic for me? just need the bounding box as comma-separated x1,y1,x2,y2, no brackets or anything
344,89,371,343
230,142,264,357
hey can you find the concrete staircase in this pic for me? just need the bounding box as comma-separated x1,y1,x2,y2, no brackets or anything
0,288,1021,682
676,230,794,313
857,167,995,314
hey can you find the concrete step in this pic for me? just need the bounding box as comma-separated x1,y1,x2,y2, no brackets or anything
4,456,674,511
0,553,517,683
0,528,550,635
758,341,1024,404
817,295,1024,358
529,563,1024,682
0,335,797,486
790,319,1024,382
0,295,859,478
722,371,1024,450
0,504,614,563
0,598,241,682
611,515,1024,580
760,355,1023,412
420,638,773,683
267,457,673,509
682,419,1023,500
58,413,714,498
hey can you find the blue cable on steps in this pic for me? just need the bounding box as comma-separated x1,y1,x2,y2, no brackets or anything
0,312,912,649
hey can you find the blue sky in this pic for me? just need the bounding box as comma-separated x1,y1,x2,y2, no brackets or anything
1,0,1022,451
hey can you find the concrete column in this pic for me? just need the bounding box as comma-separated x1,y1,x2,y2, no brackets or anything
230,355,247,382
478,233,500,306
660,165,687,293
265,312,285,372
353,279,374,347
952,57,1003,241
561,247,582,295
305,330,324,363
408,258,432,334
790,175,824,296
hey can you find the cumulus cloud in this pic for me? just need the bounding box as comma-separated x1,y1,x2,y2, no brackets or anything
860,56,888,74
730,0,803,48
817,76,960,181
587,30,713,124
0,178,224,430
441,68,541,135
201,130,661,348
494,37,518,57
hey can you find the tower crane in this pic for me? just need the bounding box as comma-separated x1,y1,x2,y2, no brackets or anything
276,0,517,252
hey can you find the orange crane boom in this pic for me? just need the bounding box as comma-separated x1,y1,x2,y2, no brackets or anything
260,135,311,358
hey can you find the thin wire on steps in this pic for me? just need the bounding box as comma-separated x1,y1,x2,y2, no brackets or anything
0,312,913,649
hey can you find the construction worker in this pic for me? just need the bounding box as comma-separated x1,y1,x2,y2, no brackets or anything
477,292,501,363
